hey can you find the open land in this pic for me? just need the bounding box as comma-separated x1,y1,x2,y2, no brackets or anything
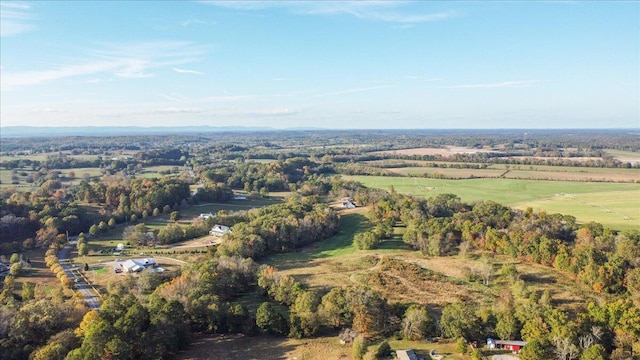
1,131,638,360
343,176,640,231
373,146,499,156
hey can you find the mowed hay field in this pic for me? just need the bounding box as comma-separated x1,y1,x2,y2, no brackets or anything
178,334,472,360
343,176,640,231
373,146,498,156
386,165,640,182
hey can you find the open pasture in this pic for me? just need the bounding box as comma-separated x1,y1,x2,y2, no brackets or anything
343,175,639,230
182,198,282,218
177,333,475,360
0,152,102,162
373,146,500,157
387,167,505,178
514,190,640,231
368,160,639,182
604,149,640,164
503,168,639,182
266,209,597,312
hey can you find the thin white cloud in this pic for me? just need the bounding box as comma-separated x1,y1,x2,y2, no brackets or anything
149,107,206,114
32,107,68,113
161,93,192,102
1,41,206,90
181,18,209,26
315,85,393,97
445,80,541,89
2,61,121,89
173,67,204,75
100,106,296,119
159,93,255,104
392,24,415,29
201,1,457,24
1,1,37,37
116,72,154,79
253,108,296,116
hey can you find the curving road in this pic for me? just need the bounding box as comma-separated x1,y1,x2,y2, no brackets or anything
58,241,101,311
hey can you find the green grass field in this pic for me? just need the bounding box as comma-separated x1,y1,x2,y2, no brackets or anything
388,167,505,178
344,175,640,231
604,149,640,160
267,212,366,266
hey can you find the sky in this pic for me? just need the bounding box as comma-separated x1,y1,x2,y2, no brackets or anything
1,1,638,129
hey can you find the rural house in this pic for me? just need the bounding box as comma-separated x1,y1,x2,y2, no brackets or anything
396,349,421,360
120,258,157,273
486,338,527,353
340,197,357,209
209,224,230,237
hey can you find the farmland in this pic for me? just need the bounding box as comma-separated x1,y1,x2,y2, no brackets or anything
343,176,640,231
1,129,639,360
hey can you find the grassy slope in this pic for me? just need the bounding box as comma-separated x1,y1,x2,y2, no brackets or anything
183,207,600,360
344,175,640,231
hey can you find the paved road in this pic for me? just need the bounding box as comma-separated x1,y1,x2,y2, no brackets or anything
58,241,101,311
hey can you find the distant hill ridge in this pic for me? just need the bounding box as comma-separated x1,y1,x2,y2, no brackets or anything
0,126,325,137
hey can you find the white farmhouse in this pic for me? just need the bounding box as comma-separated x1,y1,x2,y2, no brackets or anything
209,224,231,237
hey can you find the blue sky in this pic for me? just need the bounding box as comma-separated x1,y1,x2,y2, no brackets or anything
1,1,638,129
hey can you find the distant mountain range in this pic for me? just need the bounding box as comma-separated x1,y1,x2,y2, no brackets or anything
0,126,325,137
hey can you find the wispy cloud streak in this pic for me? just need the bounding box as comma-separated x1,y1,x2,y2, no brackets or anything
181,18,209,26
1,1,37,37
1,41,206,90
201,1,457,24
445,80,541,89
173,67,204,75
314,85,393,97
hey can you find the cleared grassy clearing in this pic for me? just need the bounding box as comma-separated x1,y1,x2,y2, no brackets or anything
0,152,106,162
182,198,281,218
267,211,366,266
0,153,53,161
11,247,60,297
604,149,640,163
246,158,278,164
267,208,596,311
343,176,639,230
367,160,639,182
177,333,351,360
177,333,479,360
387,167,504,178
504,169,639,182
374,146,499,156
491,163,639,174
56,167,104,177
0,169,16,185
364,159,480,167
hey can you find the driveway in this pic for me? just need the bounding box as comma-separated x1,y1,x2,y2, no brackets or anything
58,241,101,311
